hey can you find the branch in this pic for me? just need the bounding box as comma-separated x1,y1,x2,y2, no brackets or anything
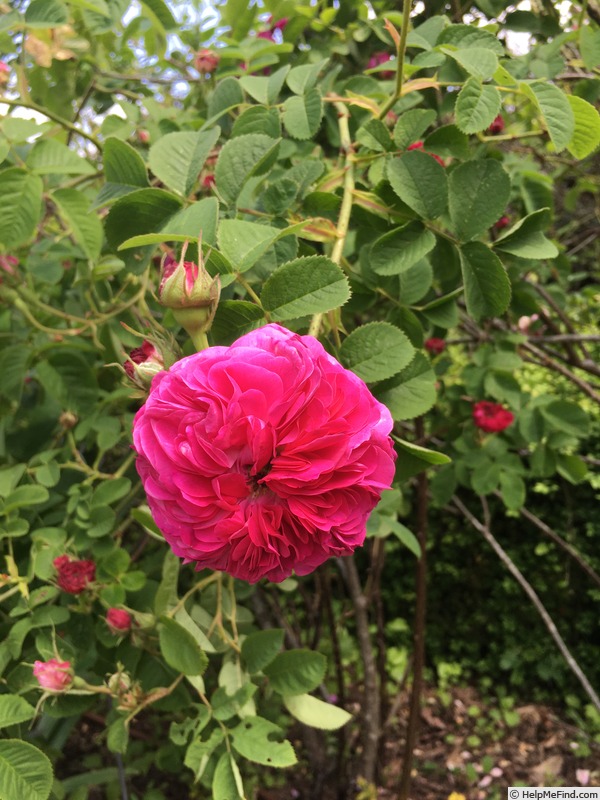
0,97,102,151
452,495,600,713
522,343,600,404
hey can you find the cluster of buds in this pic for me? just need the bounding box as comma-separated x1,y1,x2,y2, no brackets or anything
158,236,220,351
194,48,219,75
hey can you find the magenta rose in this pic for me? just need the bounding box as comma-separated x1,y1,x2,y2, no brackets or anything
132,324,396,583
472,400,514,433
33,658,73,692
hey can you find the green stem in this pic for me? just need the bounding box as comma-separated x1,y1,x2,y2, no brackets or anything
378,2,413,120
190,329,209,351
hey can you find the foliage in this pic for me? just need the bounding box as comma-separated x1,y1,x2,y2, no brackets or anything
0,0,599,798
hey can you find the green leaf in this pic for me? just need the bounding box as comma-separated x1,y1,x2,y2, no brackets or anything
393,109,437,149
154,550,179,616
105,188,183,250
0,739,53,800
541,401,589,438
459,242,511,320
0,168,43,248
448,159,511,241
25,0,68,27
53,189,103,260
159,197,219,246
399,258,433,304
521,80,575,152
499,472,526,510
387,151,448,219
424,124,470,160
556,453,588,484
241,629,284,674
370,223,436,276
207,77,245,123
441,46,498,80
356,119,393,152
141,0,176,29
3,485,49,514
103,137,148,186
215,134,281,205
263,650,326,695
26,140,95,175
283,694,352,730
455,78,502,134
261,256,350,320
218,220,290,273
148,129,220,197
106,717,129,755
212,301,264,345
239,76,269,104
0,345,31,401
565,95,600,160
158,617,209,676
340,322,415,383
231,717,297,767
377,353,437,421
213,753,244,800
282,90,323,140
0,465,26,498
267,65,291,104
494,208,558,259
286,59,328,94
232,106,281,139
394,438,451,466
0,695,36,729
91,477,131,507
580,25,600,70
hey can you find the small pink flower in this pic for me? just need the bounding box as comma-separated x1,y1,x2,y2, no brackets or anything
33,658,73,692
368,52,395,79
106,608,133,634
132,324,396,583
488,114,504,134
54,555,96,594
194,49,220,74
424,338,446,355
472,401,514,433
576,769,590,786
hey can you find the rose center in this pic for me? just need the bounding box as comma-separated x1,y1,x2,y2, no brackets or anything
247,462,272,495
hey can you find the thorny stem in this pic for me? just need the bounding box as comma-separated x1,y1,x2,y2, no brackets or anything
309,102,355,339
378,1,413,120
453,495,600,714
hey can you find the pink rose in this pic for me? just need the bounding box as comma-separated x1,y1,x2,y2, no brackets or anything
33,658,73,692
472,401,514,433
132,324,396,583
106,608,133,634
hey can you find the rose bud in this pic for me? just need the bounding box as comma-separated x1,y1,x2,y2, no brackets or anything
124,340,165,388
194,48,220,74
494,215,510,232
517,313,539,334
488,114,504,135
138,129,150,144
368,52,395,79
202,173,216,191
158,240,220,350
53,555,96,594
33,658,73,692
424,337,446,355
106,608,133,634
472,401,514,433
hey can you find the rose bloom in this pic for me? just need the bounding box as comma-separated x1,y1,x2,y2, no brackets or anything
33,658,73,692
53,555,96,594
133,324,396,583
424,337,446,355
488,114,504,134
472,401,514,433
194,48,219,74
106,608,133,634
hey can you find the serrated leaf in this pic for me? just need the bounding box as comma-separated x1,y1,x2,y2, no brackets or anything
387,151,448,219
158,617,208,676
356,119,393,152
53,188,103,260
25,0,68,27
377,353,437,421
263,650,326,695
340,322,415,383
267,65,291,104
424,124,470,159
399,258,433,304
448,159,511,241
0,168,43,248
241,629,285,674
211,301,264,345
283,694,352,730
261,256,350,320
460,242,511,320
286,59,328,95
232,106,280,139
0,695,36,729
441,46,498,79
231,717,297,767
207,77,245,122
282,90,323,140
218,220,289,273
393,108,437,149
579,25,600,70
215,134,280,205
521,80,575,152
103,137,148,186
494,208,558,259
239,76,269,104
26,140,95,175
565,95,600,160
370,223,436,276
455,78,502,134
159,197,219,246
0,739,53,800
149,129,220,196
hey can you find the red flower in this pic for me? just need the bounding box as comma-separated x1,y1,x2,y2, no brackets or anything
106,608,133,634
488,114,504,135
194,49,219,74
367,51,395,79
425,338,446,355
494,215,510,232
472,401,514,433
33,659,73,692
53,555,96,594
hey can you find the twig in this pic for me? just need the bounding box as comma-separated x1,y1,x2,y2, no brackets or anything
378,1,413,119
522,343,600,404
0,97,102,151
452,495,600,713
